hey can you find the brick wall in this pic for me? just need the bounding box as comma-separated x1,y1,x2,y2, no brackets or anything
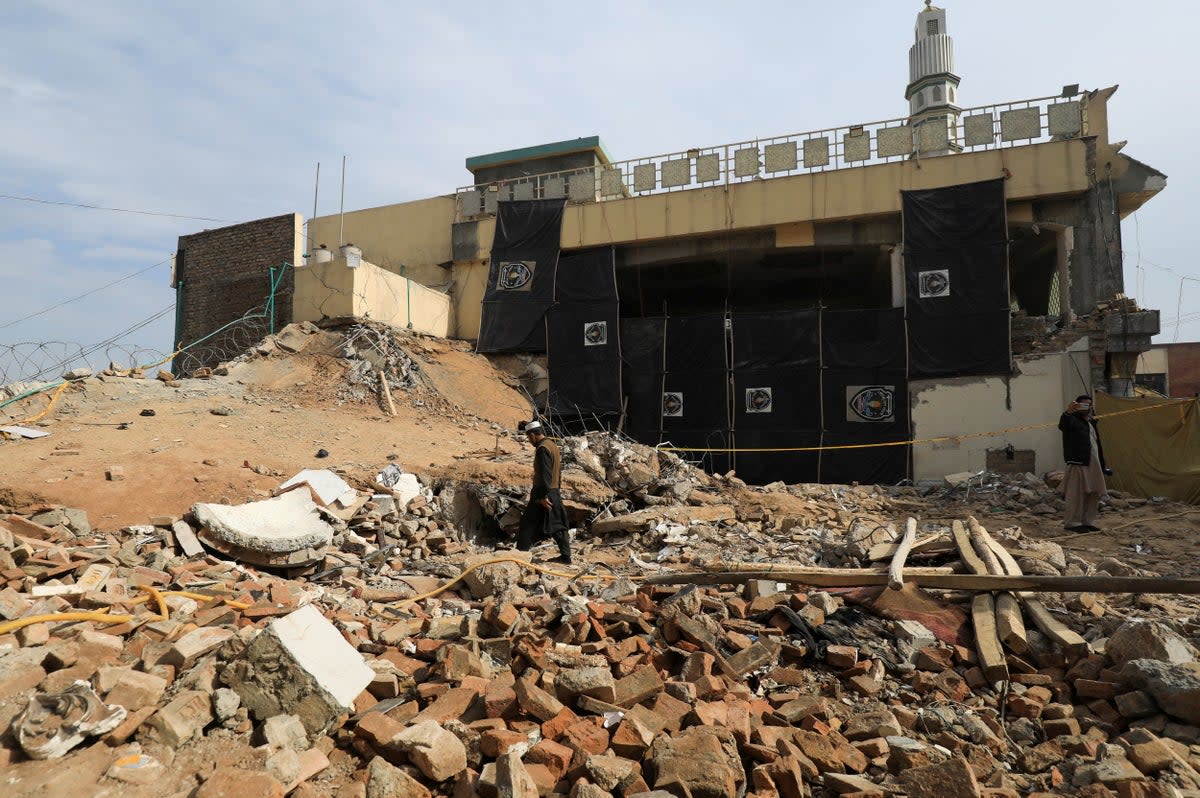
1165,342,1200,398
173,214,299,375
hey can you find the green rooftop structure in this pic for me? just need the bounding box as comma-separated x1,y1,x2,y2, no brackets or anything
464,136,612,185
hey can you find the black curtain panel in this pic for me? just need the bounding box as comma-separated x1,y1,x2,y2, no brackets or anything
477,199,566,353
547,248,621,414
902,178,1011,378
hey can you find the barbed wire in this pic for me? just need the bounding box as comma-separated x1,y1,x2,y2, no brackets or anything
172,309,271,376
0,301,278,389
0,341,167,386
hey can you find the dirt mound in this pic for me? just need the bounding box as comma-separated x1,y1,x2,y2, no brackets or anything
0,321,534,529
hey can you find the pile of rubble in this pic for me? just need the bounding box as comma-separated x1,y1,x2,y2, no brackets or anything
3,430,1200,798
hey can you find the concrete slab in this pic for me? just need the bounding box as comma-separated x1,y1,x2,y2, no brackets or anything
277,469,357,508
221,604,374,735
192,490,333,555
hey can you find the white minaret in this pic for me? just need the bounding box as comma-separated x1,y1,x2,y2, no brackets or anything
905,1,961,155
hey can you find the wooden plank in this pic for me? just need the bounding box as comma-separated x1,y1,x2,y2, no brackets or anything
951,520,990,576
972,593,1010,682
966,517,1005,576
888,518,918,591
644,568,1200,595
965,518,1029,654
1022,598,1090,658
984,537,1023,577
867,534,952,562
995,592,1029,654
379,370,397,417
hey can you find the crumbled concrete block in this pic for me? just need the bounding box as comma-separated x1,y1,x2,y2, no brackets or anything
220,604,373,735
146,690,213,746
165,627,235,670
395,720,468,781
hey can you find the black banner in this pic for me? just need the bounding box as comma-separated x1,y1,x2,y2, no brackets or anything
733,429,820,486
731,310,820,370
822,308,906,370
619,308,916,486
547,248,621,414
620,318,666,440
477,199,566,353
903,178,1010,378
820,433,910,485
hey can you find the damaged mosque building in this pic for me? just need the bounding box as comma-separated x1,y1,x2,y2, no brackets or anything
169,3,1167,486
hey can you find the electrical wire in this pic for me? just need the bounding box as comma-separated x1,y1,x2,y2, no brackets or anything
0,193,232,223
26,303,175,381
0,258,171,331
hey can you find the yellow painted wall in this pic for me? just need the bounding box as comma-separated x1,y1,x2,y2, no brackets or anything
910,340,1091,481
308,195,457,288
455,140,1091,262
453,261,490,341
292,257,451,337
447,142,1091,341
1137,347,1169,375
293,259,356,320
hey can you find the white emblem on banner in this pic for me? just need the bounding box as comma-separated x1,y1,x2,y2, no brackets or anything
662,392,684,417
745,387,773,414
847,385,896,422
497,261,535,291
583,321,608,346
917,269,950,298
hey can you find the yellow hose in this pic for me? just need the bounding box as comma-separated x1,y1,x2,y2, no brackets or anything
13,381,69,425
0,610,134,636
0,586,252,636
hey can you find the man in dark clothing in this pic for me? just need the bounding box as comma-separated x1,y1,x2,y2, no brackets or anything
516,421,572,564
1058,394,1113,532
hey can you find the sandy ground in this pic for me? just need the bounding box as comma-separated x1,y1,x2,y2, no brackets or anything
0,333,531,529
1,326,1196,575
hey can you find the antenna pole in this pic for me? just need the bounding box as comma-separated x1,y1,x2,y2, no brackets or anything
338,155,347,247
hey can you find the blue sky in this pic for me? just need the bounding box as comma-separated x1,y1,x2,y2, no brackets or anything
1,1,1196,383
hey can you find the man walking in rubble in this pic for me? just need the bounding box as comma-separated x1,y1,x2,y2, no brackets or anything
517,420,572,564
1059,394,1113,532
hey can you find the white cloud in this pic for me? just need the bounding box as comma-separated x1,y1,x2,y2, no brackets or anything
0,0,1196,360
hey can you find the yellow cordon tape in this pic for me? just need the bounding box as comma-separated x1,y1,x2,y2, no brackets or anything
658,401,1182,454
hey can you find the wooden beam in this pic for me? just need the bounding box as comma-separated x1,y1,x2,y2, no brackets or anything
966,519,1029,654
995,592,1029,654
972,593,1010,681
888,518,918,591
1024,598,1090,658
643,568,1200,595
966,517,1005,576
379,370,397,417
868,534,952,562
951,520,990,576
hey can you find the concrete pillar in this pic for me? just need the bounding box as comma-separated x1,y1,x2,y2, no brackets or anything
1055,227,1074,325
890,246,905,309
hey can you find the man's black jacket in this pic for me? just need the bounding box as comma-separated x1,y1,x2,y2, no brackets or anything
1059,412,1108,469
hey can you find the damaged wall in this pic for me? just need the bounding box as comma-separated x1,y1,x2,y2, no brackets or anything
910,339,1090,481
293,257,451,338
174,213,303,374
308,196,457,290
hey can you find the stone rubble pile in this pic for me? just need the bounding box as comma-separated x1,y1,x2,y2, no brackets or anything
929,470,1158,521
3,460,1200,798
